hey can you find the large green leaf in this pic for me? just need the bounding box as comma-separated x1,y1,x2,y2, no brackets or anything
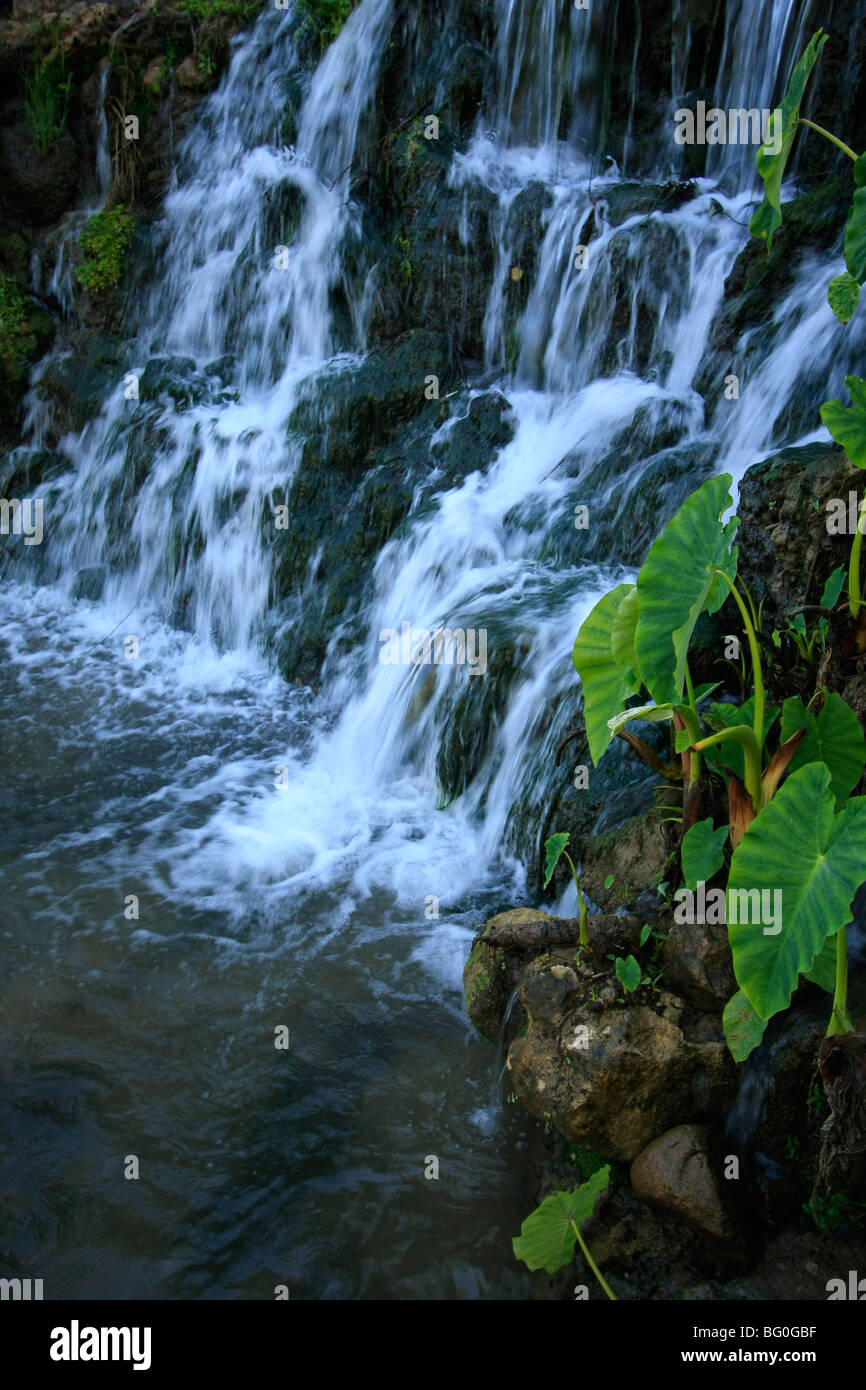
749,30,828,249
609,584,640,690
543,833,570,889
681,817,728,891
779,692,866,808
821,375,866,468
727,764,866,1020
573,584,635,764
845,186,866,284
723,989,768,1063
512,1167,611,1274
634,474,737,705
828,271,860,325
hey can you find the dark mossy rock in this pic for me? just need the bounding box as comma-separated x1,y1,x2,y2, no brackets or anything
288,331,451,471
139,355,210,410
70,564,107,601
0,445,65,496
0,114,79,224
600,178,699,228
736,441,857,634
430,389,515,483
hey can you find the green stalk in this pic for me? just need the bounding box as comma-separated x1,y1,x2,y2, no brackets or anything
683,663,702,784
691,724,764,812
826,927,853,1037
713,570,765,748
569,1217,617,1301
563,850,589,947
797,118,858,162
849,495,866,619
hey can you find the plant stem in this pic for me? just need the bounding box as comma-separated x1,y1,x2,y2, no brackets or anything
714,570,765,750
563,851,589,947
826,927,853,1037
691,724,764,812
849,496,865,619
684,663,702,783
569,1217,617,1300
797,118,858,162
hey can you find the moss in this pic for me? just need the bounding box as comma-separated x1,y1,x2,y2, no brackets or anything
0,276,31,363
180,0,262,22
76,207,135,293
294,0,356,53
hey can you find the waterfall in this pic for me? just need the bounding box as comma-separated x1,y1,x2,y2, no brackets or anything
2,0,865,1298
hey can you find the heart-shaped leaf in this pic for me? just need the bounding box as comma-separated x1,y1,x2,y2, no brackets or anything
723,988,768,1063
828,271,860,324
727,764,866,1020
609,583,640,691
543,832,570,889
779,692,866,808
615,955,641,993
749,30,828,249
634,473,737,705
512,1167,611,1274
681,817,728,891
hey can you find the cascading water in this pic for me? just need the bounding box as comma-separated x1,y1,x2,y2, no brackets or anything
2,0,864,1297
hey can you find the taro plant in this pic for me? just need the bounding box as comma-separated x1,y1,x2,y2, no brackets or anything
512,1164,616,1300
543,832,588,946
571,470,866,1062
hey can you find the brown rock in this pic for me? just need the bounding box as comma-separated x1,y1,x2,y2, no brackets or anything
630,1123,737,1243
507,976,735,1160
663,917,735,1010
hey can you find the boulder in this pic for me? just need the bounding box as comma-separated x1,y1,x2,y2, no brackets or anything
630,1123,739,1244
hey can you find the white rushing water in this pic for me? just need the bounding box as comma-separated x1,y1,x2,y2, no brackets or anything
2,0,864,1297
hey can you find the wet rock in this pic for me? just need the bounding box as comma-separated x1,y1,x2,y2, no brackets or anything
508,968,735,1161
735,442,858,636
71,564,107,600
464,908,548,1043
630,1123,739,1244
577,810,672,914
663,917,735,1011
0,115,78,224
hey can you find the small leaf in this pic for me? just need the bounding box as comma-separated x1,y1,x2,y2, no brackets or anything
543,833,570,889
681,817,728,891
512,1168,611,1274
828,270,860,324
821,375,866,469
604,873,615,889
723,989,768,1063
703,698,779,783
639,922,652,947
749,30,828,249
615,955,641,993
606,702,676,734
820,565,847,609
